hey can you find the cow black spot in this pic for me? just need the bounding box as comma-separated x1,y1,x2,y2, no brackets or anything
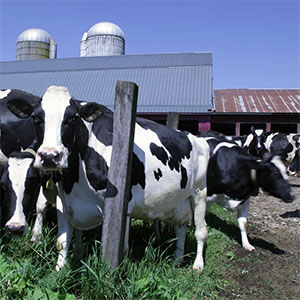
180,165,188,189
154,168,163,181
131,153,146,189
61,144,80,195
90,110,114,146
168,157,180,172
105,180,118,198
137,118,192,164
84,146,108,191
150,143,168,166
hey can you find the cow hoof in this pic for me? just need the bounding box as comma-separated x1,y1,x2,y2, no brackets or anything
243,244,255,251
73,249,84,262
192,265,204,272
55,264,62,272
192,261,204,272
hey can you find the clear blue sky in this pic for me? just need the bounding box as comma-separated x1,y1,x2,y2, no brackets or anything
0,0,299,89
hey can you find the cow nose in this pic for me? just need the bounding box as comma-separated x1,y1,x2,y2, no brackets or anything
285,191,295,203
6,224,26,237
39,151,62,168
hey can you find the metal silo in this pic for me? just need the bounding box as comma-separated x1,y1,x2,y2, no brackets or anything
80,32,88,57
81,22,125,57
16,28,57,61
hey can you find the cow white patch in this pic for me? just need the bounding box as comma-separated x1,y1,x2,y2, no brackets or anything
207,194,243,211
255,129,264,136
0,89,11,99
271,156,289,180
243,134,253,147
35,86,71,168
61,159,104,230
212,142,238,155
83,120,112,166
6,157,33,229
264,133,279,151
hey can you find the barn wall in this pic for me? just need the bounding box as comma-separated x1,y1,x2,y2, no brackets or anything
139,112,299,136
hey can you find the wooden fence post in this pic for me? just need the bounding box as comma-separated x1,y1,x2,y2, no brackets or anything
167,112,180,130
101,80,138,269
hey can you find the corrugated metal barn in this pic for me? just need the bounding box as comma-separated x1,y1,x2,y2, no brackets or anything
0,52,213,133
213,89,300,135
1,53,299,135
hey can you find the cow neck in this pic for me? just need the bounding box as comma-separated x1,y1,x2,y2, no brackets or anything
62,143,80,195
61,121,83,195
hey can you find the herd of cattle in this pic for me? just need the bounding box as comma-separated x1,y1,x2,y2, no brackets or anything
0,86,298,271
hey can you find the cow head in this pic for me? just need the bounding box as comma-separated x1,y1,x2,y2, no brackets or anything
7,86,106,171
254,154,294,203
287,135,300,175
288,148,300,175
248,127,265,156
0,151,40,237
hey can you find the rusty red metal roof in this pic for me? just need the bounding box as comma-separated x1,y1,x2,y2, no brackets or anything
214,89,300,113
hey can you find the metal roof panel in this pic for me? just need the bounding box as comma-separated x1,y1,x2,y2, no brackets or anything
214,89,300,113
0,53,213,113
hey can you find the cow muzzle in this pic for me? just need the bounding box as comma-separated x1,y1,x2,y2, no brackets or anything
36,148,67,169
5,223,27,238
284,191,295,203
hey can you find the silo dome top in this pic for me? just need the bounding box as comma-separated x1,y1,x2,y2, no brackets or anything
17,28,51,43
87,22,125,39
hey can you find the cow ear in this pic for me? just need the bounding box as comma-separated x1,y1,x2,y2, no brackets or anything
7,98,34,118
78,102,105,122
250,126,255,134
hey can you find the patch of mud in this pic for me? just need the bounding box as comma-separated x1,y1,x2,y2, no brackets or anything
221,176,300,300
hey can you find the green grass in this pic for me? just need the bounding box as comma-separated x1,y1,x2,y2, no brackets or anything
0,204,239,300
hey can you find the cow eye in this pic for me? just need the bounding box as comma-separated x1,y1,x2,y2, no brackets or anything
65,115,79,125
32,115,43,125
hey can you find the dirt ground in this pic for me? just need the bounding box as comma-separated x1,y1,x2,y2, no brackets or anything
220,176,300,300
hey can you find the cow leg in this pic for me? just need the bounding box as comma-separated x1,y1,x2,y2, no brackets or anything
123,212,132,257
154,220,162,241
174,223,187,263
31,187,48,242
123,201,135,257
192,188,208,271
55,195,73,271
73,229,84,261
237,199,255,251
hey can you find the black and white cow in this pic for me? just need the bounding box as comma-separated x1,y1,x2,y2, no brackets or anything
0,149,52,237
7,86,210,271
212,127,300,175
0,149,85,261
198,135,294,251
0,89,41,226
239,127,265,156
234,127,300,175
261,132,300,175
198,128,265,156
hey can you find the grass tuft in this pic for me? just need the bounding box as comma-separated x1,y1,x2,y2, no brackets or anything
0,204,238,299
